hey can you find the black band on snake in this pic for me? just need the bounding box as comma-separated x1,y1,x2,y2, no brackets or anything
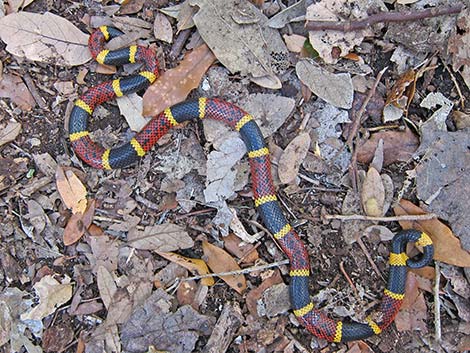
68,26,434,342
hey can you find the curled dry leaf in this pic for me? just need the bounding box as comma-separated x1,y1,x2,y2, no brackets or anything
361,167,385,217
143,44,215,116
202,241,247,294
384,69,416,120
394,199,470,267
127,223,194,252
156,251,214,286
0,12,91,66
55,166,87,214
278,132,311,184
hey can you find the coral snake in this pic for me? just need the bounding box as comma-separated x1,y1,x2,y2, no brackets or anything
69,26,434,342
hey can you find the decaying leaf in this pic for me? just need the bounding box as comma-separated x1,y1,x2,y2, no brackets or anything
191,0,288,86
55,166,87,214
63,199,95,245
20,275,73,321
394,199,470,267
0,12,91,66
156,251,214,286
296,60,353,109
121,289,214,353
361,167,385,217
143,44,215,116
278,132,311,184
127,223,194,251
356,128,419,166
202,241,246,294
0,73,35,111
0,121,21,147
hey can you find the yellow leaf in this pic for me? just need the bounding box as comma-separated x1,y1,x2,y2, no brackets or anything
157,251,214,286
55,166,87,214
394,199,470,267
202,241,246,294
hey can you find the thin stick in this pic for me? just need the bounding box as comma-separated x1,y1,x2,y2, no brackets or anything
434,261,442,343
443,60,466,108
324,213,437,222
339,260,358,297
347,66,388,148
306,5,463,32
22,73,47,109
181,259,290,281
357,237,385,282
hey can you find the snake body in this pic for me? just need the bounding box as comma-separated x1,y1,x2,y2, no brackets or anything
69,26,434,342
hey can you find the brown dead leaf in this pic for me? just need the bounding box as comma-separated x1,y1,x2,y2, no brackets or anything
55,166,87,214
385,69,416,109
361,167,385,217
0,73,35,110
143,44,215,116
246,270,283,317
202,241,246,294
394,199,470,267
278,132,311,184
223,233,259,265
394,272,428,333
157,252,214,286
346,341,374,353
356,128,419,166
176,280,198,308
0,121,21,147
63,199,95,245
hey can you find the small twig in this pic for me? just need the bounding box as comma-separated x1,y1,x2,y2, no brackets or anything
357,237,385,282
22,73,47,109
442,60,466,109
324,213,437,222
169,29,192,60
306,5,463,32
339,260,358,298
175,208,217,220
434,261,442,343
347,66,388,148
181,259,290,281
